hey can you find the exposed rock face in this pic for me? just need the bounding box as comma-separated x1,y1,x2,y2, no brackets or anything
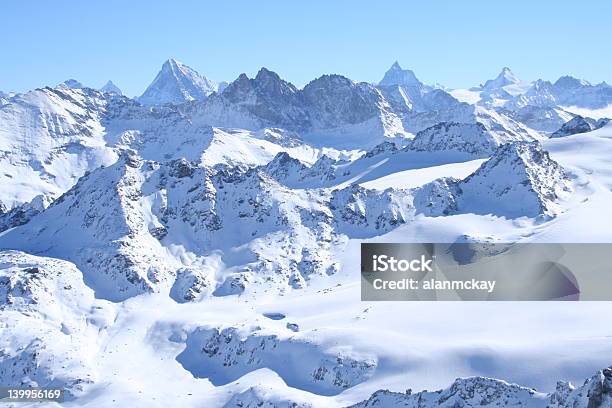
551,115,610,137
352,366,612,408
409,122,499,156
414,177,461,216
0,194,52,232
192,69,407,146
223,387,313,408
364,141,399,158
302,74,387,128
261,152,341,186
352,377,544,407
0,153,176,301
169,267,213,303
177,327,376,395
263,152,309,182
220,68,310,130
330,184,413,236
549,367,612,408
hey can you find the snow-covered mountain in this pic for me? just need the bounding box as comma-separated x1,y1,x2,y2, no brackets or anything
61,78,86,89
552,76,612,109
376,62,468,116
351,367,612,408
415,141,571,218
2,60,612,407
378,62,426,89
139,58,218,105
190,69,408,148
482,67,522,92
0,146,416,300
0,86,118,209
203,68,310,130
551,115,610,137
100,80,122,95
505,75,612,113
0,250,110,397
409,122,503,156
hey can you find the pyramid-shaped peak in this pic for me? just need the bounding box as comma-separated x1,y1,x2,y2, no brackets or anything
498,67,519,81
160,59,194,75
139,58,217,105
379,62,422,87
255,67,282,81
100,80,122,95
164,58,181,67
482,67,520,90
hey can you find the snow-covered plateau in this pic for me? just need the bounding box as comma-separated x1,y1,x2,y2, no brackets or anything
1,61,612,407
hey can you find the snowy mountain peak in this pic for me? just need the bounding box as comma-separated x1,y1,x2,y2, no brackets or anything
254,67,299,94
551,115,610,138
482,67,520,90
223,69,299,98
353,366,612,408
138,58,217,105
409,122,498,156
379,61,423,87
460,141,571,217
61,79,85,89
554,75,591,90
255,67,281,81
416,141,572,218
99,80,122,95
498,67,519,82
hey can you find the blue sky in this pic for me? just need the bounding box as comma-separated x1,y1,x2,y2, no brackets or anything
2,0,611,97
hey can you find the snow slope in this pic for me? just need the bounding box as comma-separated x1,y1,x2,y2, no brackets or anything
0,86,117,208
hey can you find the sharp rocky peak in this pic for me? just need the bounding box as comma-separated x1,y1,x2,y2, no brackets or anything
482,67,520,90
139,58,217,105
379,61,423,88
100,80,122,95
